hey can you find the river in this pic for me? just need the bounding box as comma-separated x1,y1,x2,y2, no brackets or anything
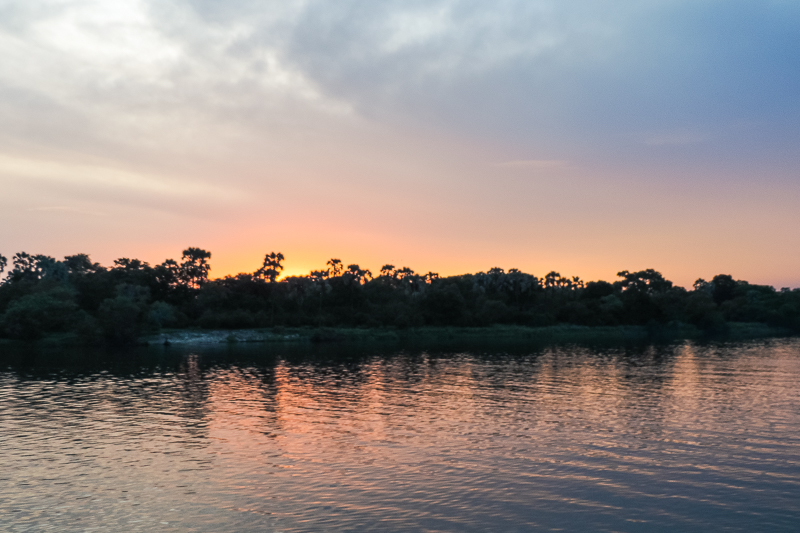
2,338,799,531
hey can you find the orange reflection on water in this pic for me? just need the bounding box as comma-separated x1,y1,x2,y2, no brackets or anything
192,342,800,529
4,341,800,531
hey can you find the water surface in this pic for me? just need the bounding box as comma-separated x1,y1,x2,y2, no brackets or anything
2,339,799,531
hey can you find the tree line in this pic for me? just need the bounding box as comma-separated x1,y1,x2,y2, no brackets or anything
0,248,798,345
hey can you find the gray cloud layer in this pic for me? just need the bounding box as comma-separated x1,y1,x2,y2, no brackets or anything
1,0,799,283
3,0,798,166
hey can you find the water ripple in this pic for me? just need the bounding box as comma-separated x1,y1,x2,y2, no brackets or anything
1,339,800,531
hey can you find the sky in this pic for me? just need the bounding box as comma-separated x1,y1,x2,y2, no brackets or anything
1,0,799,287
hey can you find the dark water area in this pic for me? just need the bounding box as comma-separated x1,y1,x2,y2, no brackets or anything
2,339,800,532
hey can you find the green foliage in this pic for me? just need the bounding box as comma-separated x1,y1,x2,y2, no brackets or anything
98,295,144,345
422,284,467,325
0,247,798,345
147,301,177,329
0,285,85,340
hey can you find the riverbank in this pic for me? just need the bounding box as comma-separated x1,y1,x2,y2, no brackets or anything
143,322,790,346
0,322,791,351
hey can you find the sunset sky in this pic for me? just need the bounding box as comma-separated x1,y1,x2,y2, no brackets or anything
1,0,798,287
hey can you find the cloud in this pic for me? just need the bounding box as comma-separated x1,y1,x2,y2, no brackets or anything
3,0,799,167
30,206,107,216
0,152,243,206
0,0,353,158
1,0,800,285
268,0,800,156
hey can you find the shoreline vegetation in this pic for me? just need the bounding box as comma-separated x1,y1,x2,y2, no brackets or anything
0,248,798,348
147,322,790,346
0,323,790,351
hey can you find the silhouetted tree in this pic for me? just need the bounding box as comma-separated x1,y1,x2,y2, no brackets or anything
64,254,101,274
309,270,329,282
544,271,573,290
154,259,180,287
1,246,799,342
345,264,372,285
327,258,343,277
5,253,68,283
114,258,150,271
180,247,212,288
7,253,39,283
711,274,738,305
257,252,284,282
583,280,615,299
380,264,396,279
396,267,415,280
617,269,672,294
